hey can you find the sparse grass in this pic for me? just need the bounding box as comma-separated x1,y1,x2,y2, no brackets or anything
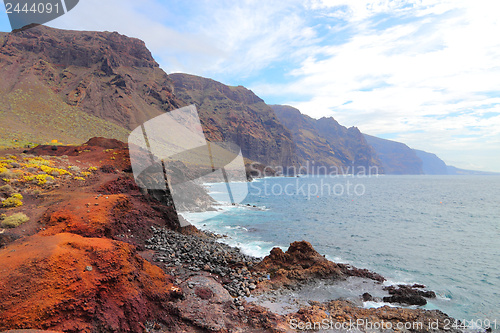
0,86,129,147
1,213,29,228
0,169,15,179
67,166,81,173
0,184,14,195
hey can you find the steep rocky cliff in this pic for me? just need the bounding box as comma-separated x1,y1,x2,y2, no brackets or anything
414,149,448,175
364,134,424,175
169,73,298,169
0,25,450,175
273,105,382,174
0,25,183,144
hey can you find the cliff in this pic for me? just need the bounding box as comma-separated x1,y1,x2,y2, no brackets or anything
169,73,298,168
414,149,448,175
0,25,183,145
273,105,382,174
364,134,424,175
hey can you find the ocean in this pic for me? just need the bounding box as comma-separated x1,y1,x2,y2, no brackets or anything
181,175,500,328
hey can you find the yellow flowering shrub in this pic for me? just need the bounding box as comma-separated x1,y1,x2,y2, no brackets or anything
23,175,35,182
1,213,29,228
40,165,71,176
2,194,23,207
35,174,54,185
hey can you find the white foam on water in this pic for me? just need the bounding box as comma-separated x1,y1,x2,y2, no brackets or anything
363,301,397,309
325,254,348,264
217,237,275,258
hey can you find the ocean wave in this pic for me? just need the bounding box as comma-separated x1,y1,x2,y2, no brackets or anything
216,237,276,258
363,301,398,309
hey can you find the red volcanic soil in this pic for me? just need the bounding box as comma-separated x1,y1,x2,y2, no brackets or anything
0,233,180,332
0,138,183,332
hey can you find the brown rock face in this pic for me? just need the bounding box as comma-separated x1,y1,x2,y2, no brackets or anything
287,300,461,332
169,73,298,169
0,25,183,144
273,105,383,174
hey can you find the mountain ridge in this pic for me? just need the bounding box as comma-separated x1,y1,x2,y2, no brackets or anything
0,25,482,175
272,105,383,174
168,73,298,169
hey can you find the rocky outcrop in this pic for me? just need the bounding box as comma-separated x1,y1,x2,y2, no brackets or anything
255,241,386,289
169,73,298,169
364,134,424,174
383,284,437,306
286,299,461,332
256,241,343,285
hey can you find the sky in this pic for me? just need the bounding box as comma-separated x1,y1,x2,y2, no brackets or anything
1,0,500,172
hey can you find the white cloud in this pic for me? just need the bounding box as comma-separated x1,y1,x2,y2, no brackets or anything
48,0,316,79
251,0,500,171
42,0,500,171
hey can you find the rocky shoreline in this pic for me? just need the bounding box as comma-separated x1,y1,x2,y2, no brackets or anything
145,225,468,333
147,227,265,299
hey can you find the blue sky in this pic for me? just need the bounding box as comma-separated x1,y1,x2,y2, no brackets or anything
1,0,500,172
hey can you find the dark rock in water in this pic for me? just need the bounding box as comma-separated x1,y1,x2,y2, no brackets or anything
383,284,436,306
337,264,386,283
362,292,373,302
412,283,427,289
383,294,427,306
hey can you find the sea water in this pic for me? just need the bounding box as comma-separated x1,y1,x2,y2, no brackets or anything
181,175,500,327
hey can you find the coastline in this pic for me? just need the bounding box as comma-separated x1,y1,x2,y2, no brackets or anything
0,142,494,332
179,178,497,332
146,224,470,332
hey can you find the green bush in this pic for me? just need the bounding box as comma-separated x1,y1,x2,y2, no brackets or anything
1,213,29,228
